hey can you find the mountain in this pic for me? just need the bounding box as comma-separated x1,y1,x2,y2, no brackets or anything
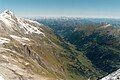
0,10,62,80
0,10,103,80
0,10,68,80
2,10,120,80
37,17,120,80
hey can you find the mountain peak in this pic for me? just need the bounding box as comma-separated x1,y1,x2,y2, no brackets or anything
4,10,14,15
0,10,18,23
1,10,16,18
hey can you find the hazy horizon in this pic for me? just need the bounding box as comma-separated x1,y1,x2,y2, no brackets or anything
1,0,120,18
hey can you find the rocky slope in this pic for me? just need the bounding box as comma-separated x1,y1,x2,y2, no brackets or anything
0,10,66,80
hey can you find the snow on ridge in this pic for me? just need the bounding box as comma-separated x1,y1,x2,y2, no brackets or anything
3,10,14,16
25,19,43,26
10,35,30,45
0,14,12,27
0,10,45,35
0,10,17,23
0,10,17,30
18,18,45,35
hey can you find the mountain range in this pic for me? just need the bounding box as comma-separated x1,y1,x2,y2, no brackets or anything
0,10,120,80
37,17,120,80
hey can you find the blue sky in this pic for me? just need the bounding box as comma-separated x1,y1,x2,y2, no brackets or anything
0,0,120,18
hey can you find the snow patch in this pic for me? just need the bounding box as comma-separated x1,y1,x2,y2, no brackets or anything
25,19,43,26
100,24,111,28
18,18,45,35
10,35,30,45
0,14,12,27
0,37,10,44
0,76,4,80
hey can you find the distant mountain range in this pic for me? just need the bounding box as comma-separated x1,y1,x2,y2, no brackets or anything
37,17,120,80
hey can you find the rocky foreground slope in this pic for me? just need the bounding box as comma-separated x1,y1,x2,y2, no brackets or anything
0,10,66,80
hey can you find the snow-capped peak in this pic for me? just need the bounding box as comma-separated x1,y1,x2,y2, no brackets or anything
1,10,16,19
3,10,14,16
0,10,45,35
0,10,17,23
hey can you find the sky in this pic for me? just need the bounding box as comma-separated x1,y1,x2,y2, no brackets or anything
0,0,120,18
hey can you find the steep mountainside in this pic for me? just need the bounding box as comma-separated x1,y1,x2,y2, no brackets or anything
0,10,64,80
0,11,102,80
